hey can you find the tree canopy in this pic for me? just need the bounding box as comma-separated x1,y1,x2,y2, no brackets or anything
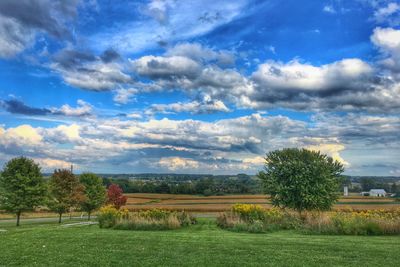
47,169,85,223
257,148,344,213
0,157,46,226
80,173,106,220
107,184,127,209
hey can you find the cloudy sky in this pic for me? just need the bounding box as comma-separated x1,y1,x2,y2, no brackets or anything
0,0,399,175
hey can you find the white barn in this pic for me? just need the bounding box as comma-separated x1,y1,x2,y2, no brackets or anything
369,189,386,197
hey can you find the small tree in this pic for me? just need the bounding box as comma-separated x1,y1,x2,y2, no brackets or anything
48,169,85,223
257,148,344,215
0,157,46,226
107,184,127,209
79,173,106,220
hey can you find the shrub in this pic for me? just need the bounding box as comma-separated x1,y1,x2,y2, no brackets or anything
232,204,266,223
218,204,300,233
303,209,400,235
98,205,128,228
218,206,400,235
107,209,196,231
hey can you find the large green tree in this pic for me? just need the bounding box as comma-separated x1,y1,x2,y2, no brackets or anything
79,173,106,220
0,157,46,226
257,148,344,215
47,169,85,223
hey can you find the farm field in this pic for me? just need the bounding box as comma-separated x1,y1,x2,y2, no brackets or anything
1,194,398,220
0,219,399,266
124,193,400,212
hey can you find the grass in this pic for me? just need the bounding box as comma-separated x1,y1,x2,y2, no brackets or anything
0,219,399,266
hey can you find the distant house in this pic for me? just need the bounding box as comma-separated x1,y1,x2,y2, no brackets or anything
369,189,386,197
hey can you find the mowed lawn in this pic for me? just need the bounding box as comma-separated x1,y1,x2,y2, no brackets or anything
0,219,399,266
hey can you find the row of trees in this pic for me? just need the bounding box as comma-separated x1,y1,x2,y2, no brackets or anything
0,157,127,226
102,176,262,196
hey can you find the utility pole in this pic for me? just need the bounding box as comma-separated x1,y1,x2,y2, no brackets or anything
69,164,73,220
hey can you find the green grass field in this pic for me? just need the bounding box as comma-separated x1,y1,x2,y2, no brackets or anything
0,219,399,266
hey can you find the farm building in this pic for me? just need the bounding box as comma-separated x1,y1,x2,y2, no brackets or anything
369,189,386,197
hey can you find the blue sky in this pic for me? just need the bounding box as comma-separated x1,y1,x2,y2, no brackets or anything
0,0,399,175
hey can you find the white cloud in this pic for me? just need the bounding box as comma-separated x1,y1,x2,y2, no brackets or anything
132,55,201,79
0,124,43,146
0,112,398,175
371,27,400,77
113,88,138,104
34,158,74,171
323,5,336,14
150,95,230,114
306,143,349,166
52,61,131,91
44,124,81,144
373,2,400,25
252,58,373,92
51,100,92,116
158,157,199,171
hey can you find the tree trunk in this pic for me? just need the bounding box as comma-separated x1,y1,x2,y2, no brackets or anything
16,211,21,227
88,211,91,221
58,213,62,224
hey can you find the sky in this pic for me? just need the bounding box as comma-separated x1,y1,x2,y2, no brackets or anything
0,0,399,175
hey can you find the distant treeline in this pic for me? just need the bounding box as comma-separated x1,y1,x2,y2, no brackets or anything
97,174,400,196
101,174,263,195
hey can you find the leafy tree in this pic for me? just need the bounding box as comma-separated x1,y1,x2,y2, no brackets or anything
79,173,106,220
360,178,377,191
48,169,85,223
107,184,127,209
0,157,46,226
257,148,344,215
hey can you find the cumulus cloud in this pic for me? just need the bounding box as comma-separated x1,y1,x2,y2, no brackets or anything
113,88,138,104
34,158,74,171
50,48,132,92
158,157,200,171
245,58,400,112
149,95,230,114
306,143,349,166
52,61,131,91
252,58,373,93
371,27,400,78
128,43,399,113
131,53,252,103
132,55,201,80
51,100,93,116
45,124,81,144
0,111,398,174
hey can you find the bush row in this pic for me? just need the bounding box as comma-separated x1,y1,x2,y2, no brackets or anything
98,205,196,230
217,204,400,235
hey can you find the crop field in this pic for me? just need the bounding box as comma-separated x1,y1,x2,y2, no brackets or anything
1,194,398,220
124,194,400,212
